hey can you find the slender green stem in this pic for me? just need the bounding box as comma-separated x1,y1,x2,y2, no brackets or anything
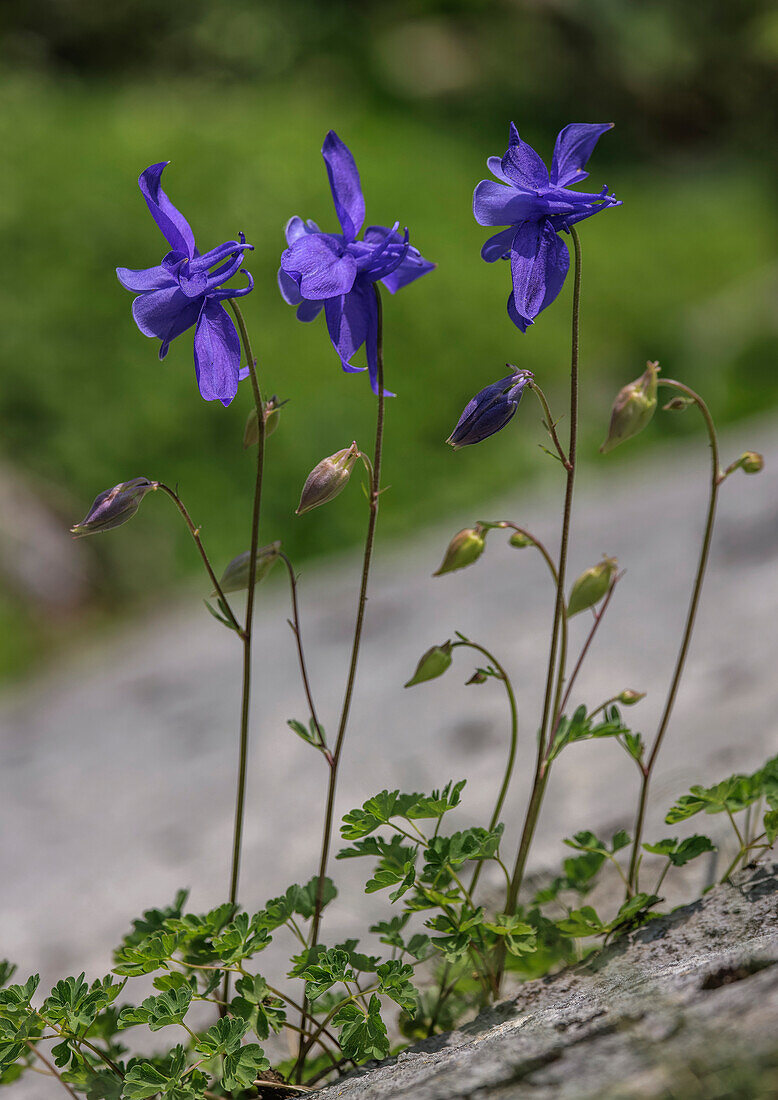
297,284,386,1076
654,858,672,895
224,298,266,1005
493,522,559,584
551,577,619,737
528,381,571,469
627,379,722,893
25,1042,79,1097
279,552,327,758
450,639,519,896
155,483,242,634
499,226,583,991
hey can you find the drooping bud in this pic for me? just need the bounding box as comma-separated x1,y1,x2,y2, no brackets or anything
618,689,645,706
567,555,618,616
446,368,534,449
404,641,453,687
600,361,660,454
296,442,360,515
243,396,286,448
433,525,486,576
736,451,764,475
466,670,488,685
71,478,156,537
662,395,694,413
218,541,281,594
508,531,533,549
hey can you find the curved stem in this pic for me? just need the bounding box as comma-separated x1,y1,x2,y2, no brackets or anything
626,379,722,893
224,298,266,1007
493,522,559,585
500,226,582,987
25,1043,78,1098
529,381,571,469
155,483,242,634
297,284,386,1075
279,552,327,756
450,639,519,897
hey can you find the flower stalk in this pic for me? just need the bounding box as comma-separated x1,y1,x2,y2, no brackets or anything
626,379,722,893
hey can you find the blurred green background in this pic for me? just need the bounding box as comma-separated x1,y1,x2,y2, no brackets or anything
1,0,777,678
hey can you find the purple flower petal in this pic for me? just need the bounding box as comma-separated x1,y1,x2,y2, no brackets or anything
509,219,569,325
325,286,371,373
473,180,544,227
131,287,202,354
281,235,357,300
284,215,321,245
209,270,254,302
322,131,365,243
487,156,511,183
550,123,613,187
501,123,550,190
297,299,324,322
116,264,177,292
381,251,436,293
138,163,197,259
193,298,241,405
278,267,303,305
480,227,516,263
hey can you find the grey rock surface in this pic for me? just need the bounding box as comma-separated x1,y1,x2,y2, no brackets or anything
314,862,778,1100
0,415,776,1100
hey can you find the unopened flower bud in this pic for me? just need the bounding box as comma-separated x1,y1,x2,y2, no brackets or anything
218,541,281,594
738,451,764,474
618,689,645,706
446,369,534,449
404,642,453,687
71,478,156,537
296,443,360,515
568,555,618,617
662,396,693,412
433,525,486,576
508,531,533,549
244,396,285,448
600,361,660,454
466,670,488,685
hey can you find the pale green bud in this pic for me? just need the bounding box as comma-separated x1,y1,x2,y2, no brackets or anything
508,531,533,549
600,361,660,454
738,451,764,474
243,396,285,448
296,442,360,515
433,525,486,576
618,689,645,706
404,641,453,687
217,541,282,594
567,555,618,617
662,395,694,412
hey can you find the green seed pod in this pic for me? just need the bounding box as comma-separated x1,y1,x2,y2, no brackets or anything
508,531,533,549
600,361,660,454
567,555,618,617
618,689,645,706
243,396,285,448
404,641,453,687
433,525,486,576
217,541,282,594
738,451,764,474
296,442,360,515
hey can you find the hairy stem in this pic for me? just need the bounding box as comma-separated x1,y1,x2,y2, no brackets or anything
500,226,583,987
297,284,386,1075
156,483,242,633
224,298,266,1003
626,380,722,893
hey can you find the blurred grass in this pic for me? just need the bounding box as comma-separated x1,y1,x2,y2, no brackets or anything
1,69,777,677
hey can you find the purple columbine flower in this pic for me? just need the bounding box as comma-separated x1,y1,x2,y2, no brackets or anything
447,369,534,449
278,131,435,394
474,123,620,331
116,163,254,406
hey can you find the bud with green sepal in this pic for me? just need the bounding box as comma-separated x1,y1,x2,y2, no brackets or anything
600,361,660,454
217,541,281,594
296,442,361,515
71,477,157,537
567,555,618,616
662,395,694,413
433,524,486,576
618,689,645,706
508,530,533,549
243,395,286,448
404,641,453,687
725,451,765,477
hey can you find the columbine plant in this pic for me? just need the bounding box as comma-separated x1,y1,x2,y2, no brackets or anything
1,122,774,1099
